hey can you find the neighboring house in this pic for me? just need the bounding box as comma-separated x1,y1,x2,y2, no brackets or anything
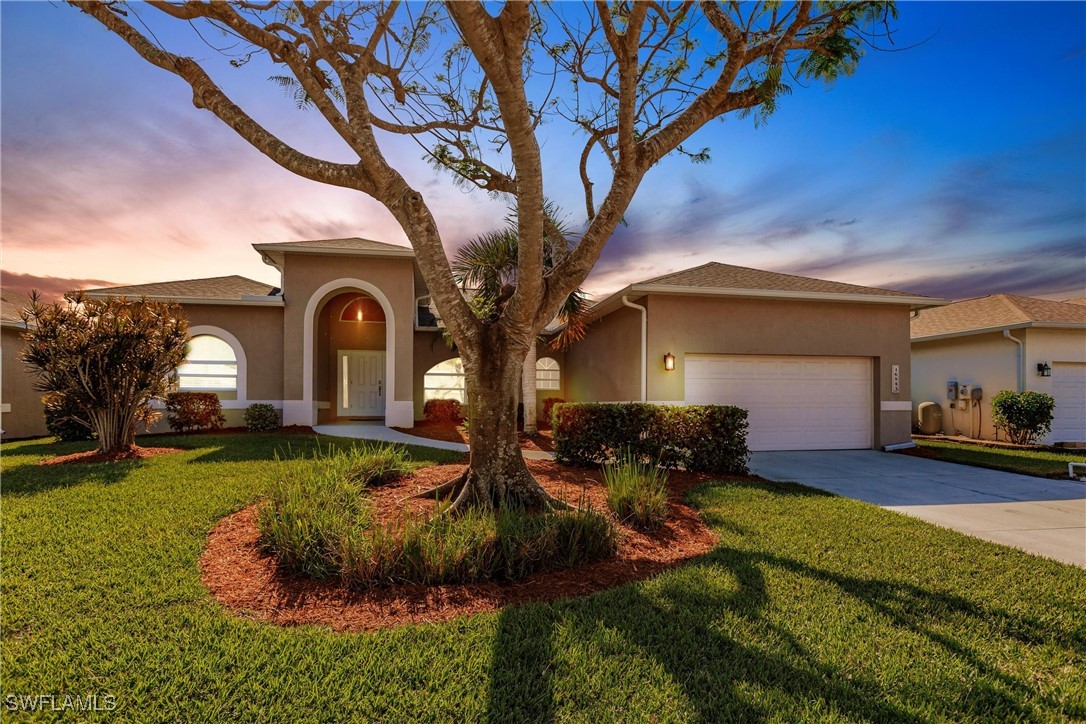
911,294,1086,444
0,289,48,439
4,237,945,451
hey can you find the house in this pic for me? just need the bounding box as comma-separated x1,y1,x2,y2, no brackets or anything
2,238,945,450
1,289,48,439
911,294,1086,444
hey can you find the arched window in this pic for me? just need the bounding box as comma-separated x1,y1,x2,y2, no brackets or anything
177,335,238,397
424,358,466,403
536,357,560,390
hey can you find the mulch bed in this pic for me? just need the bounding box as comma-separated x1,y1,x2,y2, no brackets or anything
392,422,556,453
40,446,185,466
201,459,726,632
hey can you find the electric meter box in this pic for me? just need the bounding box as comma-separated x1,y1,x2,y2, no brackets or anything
958,384,972,400
946,381,958,400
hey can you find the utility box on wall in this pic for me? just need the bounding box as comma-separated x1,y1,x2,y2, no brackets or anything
946,381,958,400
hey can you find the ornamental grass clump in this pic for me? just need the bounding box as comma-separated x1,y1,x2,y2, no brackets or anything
603,452,670,530
258,443,409,578
259,443,618,587
338,504,617,589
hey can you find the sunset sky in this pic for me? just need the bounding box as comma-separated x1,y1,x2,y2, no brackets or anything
2,2,1084,302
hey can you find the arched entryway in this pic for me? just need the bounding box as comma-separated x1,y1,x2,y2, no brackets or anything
301,279,400,425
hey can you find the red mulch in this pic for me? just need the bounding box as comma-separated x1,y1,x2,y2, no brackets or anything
201,459,728,632
39,446,185,466
392,422,556,453
392,421,469,445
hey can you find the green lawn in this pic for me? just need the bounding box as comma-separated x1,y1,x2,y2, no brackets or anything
914,438,1086,478
2,433,1084,721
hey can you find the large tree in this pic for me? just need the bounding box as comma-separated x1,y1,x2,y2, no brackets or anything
71,0,893,510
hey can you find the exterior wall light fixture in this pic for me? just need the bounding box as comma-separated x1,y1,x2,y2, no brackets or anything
663,352,676,371
1037,362,1051,377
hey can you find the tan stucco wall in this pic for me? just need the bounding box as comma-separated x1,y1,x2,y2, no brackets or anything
564,295,913,448
563,305,642,403
646,295,913,448
181,304,285,401
280,254,415,423
1,326,48,439
912,327,1086,441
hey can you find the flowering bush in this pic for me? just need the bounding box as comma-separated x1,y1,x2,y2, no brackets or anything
165,392,225,433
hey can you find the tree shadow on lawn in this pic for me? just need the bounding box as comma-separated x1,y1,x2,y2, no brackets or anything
1,456,146,496
486,537,1080,721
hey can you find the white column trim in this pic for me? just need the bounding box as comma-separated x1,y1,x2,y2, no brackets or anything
188,325,247,402
300,279,401,426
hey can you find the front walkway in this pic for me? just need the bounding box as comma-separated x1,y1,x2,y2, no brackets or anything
312,421,555,460
750,450,1086,568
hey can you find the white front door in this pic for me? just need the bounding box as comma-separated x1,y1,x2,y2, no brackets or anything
338,350,386,418
684,354,873,451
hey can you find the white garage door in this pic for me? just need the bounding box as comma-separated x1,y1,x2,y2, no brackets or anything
1050,362,1086,444
685,354,873,451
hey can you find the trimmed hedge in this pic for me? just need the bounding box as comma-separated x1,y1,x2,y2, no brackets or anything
991,390,1055,445
244,403,280,432
165,392,225,433
552,402,749,475
424,398,463,423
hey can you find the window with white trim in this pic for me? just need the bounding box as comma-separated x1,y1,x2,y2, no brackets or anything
536,357,560,390
177,335,238,395
424,358,466,403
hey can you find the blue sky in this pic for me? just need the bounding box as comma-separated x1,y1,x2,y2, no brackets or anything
2,1,1084,301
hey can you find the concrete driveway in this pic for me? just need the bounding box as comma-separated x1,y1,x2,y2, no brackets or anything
749,450,1086,568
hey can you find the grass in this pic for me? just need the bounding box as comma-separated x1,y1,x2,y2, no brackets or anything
259,442,617,586
258,442,410,578
602,452,669,529
2,432,1084,721
914,438,1086,478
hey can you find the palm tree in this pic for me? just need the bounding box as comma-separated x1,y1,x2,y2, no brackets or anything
452,204,589,434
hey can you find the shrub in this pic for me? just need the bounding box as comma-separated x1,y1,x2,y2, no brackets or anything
552,402,749,474
603,451,669,530
19,293,189,454
258,443,410,578
244,403,280,432
991,390,1056,445
165,392,226,433
44,396,95,442
424,398,463,423
541,397,564,427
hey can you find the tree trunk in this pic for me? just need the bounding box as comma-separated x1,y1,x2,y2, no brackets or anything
93,404,137,455
440,333,557,512
521,343,538,435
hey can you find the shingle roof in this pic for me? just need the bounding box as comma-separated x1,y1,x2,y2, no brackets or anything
638,261,920,298
1,289,28,324
1064,297,1086,306
911,294,1086,339
254,237,413,254
82,275,278,301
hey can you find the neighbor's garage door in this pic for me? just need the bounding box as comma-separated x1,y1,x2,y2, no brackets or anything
1050,362,1086,443
685,354,873,451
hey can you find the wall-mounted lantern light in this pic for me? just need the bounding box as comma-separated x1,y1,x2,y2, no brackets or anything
663,352,676,371
1037,362,1051,377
